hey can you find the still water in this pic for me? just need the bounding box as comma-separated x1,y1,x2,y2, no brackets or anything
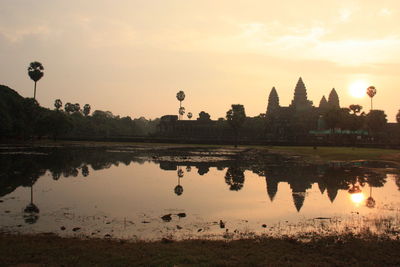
0,145,399,240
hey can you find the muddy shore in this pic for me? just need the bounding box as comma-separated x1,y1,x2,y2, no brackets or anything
1,232,400,266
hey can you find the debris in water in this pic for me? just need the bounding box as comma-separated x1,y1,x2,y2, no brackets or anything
177,213,186,218
161,214,172,222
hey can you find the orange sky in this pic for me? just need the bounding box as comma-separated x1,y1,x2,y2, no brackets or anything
1,0,399,121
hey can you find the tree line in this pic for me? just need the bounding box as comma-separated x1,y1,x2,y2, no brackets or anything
0,85,159,140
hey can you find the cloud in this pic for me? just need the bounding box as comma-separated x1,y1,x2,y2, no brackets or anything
0,25,50,43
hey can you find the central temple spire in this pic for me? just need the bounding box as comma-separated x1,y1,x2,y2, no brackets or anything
290,77,312,110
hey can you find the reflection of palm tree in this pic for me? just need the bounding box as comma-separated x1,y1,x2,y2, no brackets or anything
174,176,184,196
348,183,361,194
365,186,376,208
23,185,40,224
225,166,245,191
177,167,184,178
186,166,191,172
81,165,89,177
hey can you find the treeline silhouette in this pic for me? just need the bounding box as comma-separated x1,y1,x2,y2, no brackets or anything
1,147,398,212
0,85,159,140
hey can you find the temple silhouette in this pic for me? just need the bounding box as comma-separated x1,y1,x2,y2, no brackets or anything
157,77,393,144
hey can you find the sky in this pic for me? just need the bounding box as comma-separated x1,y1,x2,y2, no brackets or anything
1,0,399,121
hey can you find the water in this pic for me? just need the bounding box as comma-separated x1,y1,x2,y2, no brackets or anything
0,145,399,240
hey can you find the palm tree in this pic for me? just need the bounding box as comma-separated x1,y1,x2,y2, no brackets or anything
366,86,377,111
396,110,400,124
83,104,91,116
187,112,193,119
179,106,185,116
349,104,362,115
28,61,44,100
176,91,185,120
54,99,62,111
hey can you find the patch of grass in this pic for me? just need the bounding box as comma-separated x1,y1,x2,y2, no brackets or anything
0,233,399,266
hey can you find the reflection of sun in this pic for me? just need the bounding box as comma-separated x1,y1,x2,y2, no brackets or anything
350,192,365,206
349,80,368,98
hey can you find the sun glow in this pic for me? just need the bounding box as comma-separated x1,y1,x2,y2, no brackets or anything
349,80,368,98
350,192,365,206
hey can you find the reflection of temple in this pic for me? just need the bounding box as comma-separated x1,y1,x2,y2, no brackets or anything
0,148,392,213
256,162,387,212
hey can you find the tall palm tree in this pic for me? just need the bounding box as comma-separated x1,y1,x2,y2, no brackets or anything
28,61,44,100
366,86,377,111
176,90,185,120
54,99,62,111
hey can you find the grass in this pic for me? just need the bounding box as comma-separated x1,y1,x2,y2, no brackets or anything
0,233,399,266
12,140,400,163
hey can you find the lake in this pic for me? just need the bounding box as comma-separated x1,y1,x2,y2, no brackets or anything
0,145,399,240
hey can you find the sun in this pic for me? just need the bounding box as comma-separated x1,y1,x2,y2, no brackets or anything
349,80,368,98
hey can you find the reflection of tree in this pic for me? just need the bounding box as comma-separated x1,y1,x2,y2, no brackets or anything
0,148,393,212
81,165,89,177
366,186,376,208
197,166,209,176
396,175,400,191
225,166,245,191
0,148,141,197
174,169,184,196
24,185,40,224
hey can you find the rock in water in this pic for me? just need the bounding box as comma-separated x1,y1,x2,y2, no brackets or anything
161,214,172,222
177,212,186,218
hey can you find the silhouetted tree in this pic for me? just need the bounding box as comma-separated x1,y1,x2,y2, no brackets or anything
349,104,362,115
366,110,387,136
83,104,91,116
73,103,81,113
176,91,185,120
37,111,72,140
54,99,62,111
197,111,211,121
64,102,74,114
27,61,44,100
396,110,400,124
187,112,193,119
226,104,246,147
367,86,377,111
179,106,185,116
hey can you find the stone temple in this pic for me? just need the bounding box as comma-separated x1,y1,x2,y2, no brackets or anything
265,77,341,141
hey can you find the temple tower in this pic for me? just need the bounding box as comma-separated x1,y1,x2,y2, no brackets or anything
319,95,328,110
290,77,312,110
328,88,340,109
266,87,280,115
